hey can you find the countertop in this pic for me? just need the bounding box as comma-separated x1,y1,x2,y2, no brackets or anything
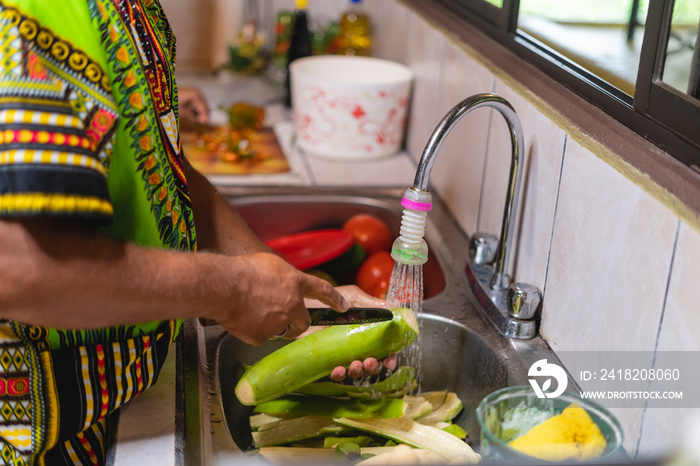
110,70,418,464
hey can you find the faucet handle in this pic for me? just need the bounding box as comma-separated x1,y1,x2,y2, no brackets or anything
469,232,498,265
507,282,541,320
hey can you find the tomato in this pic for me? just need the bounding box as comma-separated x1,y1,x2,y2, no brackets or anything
342,214,393,255
371,277,390,300
355,251,394,298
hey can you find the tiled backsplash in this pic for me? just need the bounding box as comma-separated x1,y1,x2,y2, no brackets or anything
365,0,700,460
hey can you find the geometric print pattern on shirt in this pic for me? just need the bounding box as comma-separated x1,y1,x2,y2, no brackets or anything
0,0,196,464
90,0,196,250
0,0,197,251
0,4,118,225
0,319,177,466
0,321,35,465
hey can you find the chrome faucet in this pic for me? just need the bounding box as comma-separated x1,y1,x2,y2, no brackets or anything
410,93,540,339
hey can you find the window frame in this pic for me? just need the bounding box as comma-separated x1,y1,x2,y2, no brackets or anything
435,0,700,168
637,0,700,155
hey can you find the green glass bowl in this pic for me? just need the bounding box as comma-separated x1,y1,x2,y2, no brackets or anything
476,386,624,464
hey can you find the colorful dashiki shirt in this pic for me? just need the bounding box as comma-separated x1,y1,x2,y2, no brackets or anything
0,0,196,464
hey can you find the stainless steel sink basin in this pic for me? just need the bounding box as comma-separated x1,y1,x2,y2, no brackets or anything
177,186,552,464
230,188,445,298
216,314,510,452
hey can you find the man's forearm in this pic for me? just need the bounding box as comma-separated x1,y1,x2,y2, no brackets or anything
0,215,343,344
0,217,230,329
183,158,271,256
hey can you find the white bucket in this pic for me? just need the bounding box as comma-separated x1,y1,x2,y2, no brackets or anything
290,55,413,160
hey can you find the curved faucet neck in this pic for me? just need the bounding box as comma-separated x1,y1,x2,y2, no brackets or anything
413,93,524,290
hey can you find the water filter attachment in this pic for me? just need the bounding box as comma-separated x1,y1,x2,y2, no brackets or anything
391,188,432,265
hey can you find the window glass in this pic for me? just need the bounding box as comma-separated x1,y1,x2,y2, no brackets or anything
660,0,700,97
517,0,650,96
437,0,700,165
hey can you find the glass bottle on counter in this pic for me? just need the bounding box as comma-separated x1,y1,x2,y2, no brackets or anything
271,11,294,83
285,0,312,107
336,0,372,56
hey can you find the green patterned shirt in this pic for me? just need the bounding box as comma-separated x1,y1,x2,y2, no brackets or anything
0,0,195,464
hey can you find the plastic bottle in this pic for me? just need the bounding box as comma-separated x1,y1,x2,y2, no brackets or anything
336,0,372,56
285,0,312,107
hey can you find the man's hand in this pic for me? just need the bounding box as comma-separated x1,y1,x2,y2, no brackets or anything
179,86,209,125
211,253,349,346
330,353,399,381
302,285,399,381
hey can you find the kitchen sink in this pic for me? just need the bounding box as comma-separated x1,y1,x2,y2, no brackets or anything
230,189,445,298
217,314,510,452
177,186,552,465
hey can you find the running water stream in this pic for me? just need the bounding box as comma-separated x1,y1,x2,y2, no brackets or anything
383,187,432,393
386,262,424,391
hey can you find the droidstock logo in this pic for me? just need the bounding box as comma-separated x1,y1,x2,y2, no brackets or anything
528,359,568,398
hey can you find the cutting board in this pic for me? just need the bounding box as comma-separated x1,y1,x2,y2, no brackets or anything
181,126,290,176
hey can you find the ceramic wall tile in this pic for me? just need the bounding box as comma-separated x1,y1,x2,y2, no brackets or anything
370,0,409,64
271,0,346,20
540,138,673,450
476,101,511,241
542,139,675,353
638,407,700,461
610,406,646,459
490,80,566,289
425,41,495,236
637,222,700,458
160,0,214,69
403,12,446,165
541,142,676,452
655,222,700,352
